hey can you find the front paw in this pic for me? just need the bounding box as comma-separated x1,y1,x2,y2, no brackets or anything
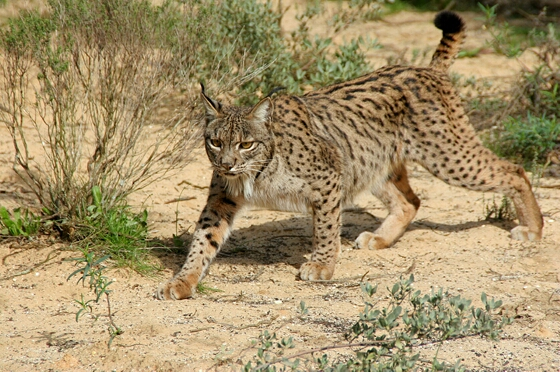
299,262,334,281
156,275,196,300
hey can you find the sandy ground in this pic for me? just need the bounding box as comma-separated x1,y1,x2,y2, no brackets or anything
1,4,560,372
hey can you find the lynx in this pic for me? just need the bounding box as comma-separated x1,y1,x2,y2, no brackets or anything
157,11,542,300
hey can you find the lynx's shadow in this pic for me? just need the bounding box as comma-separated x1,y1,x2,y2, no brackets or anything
156,209,510,274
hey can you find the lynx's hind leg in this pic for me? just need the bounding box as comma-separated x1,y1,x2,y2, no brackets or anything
418,144,543,241
355,164,421,250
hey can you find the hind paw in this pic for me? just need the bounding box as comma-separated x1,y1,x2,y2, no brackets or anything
354,232,389,250
510,226,541,242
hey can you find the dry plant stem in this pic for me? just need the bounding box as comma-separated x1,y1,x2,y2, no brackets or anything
0,248,61,281
0,56,47,204
105,293,120,334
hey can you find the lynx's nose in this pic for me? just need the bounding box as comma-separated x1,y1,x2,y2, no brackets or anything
220,162,234,172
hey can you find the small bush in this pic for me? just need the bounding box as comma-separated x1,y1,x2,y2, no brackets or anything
0,0,203,221
244,276,512,371
206,0,381,103
483,195,516,221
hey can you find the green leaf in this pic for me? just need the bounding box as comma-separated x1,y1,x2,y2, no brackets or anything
91,185,102,208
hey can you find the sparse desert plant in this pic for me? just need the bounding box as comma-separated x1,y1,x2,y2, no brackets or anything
483,194,516,222
243,275,512,371
496,20,560,122
67,248,123,349
0,0,270,226
196,281,223,295
479,4,527,57
212,0,381,103
0,0,203,221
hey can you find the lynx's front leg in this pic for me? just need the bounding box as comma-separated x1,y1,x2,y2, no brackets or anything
157,176,243,300
299,184,342,281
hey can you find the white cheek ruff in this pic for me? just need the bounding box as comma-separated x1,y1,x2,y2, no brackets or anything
224,174,254,199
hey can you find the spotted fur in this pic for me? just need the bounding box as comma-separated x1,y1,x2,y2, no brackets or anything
157,11,543,300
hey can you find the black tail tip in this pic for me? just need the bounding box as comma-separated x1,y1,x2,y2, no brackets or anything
434,11,465,34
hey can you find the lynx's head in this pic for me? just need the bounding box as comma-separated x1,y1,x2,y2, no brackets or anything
200,86,275,198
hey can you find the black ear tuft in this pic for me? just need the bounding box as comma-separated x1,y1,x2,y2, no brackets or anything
434,11,465,34
200,83,222,118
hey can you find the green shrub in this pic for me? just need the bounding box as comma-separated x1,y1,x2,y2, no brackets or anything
78,186,153,274
0,0,203,222
487,114,560,167
476,5,560,168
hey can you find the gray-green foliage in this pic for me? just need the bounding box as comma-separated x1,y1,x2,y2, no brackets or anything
479,4,525,57
244,275,512,371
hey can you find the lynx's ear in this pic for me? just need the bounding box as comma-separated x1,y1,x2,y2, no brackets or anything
200,83,222,121
248,97,272,126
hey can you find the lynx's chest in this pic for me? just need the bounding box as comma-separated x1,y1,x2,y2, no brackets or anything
247,170,311,213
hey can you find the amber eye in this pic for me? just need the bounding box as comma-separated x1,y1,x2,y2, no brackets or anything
209,139,221,148
239,141,253,150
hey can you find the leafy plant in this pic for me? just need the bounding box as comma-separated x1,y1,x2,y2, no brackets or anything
77,186,153,274
67,248,123,349
479,4,525,57
475,4,560,169
486,114,560,168
0,206,41,236
243,275,512,371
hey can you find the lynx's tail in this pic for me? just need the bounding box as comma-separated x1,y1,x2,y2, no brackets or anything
429,11,466,72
